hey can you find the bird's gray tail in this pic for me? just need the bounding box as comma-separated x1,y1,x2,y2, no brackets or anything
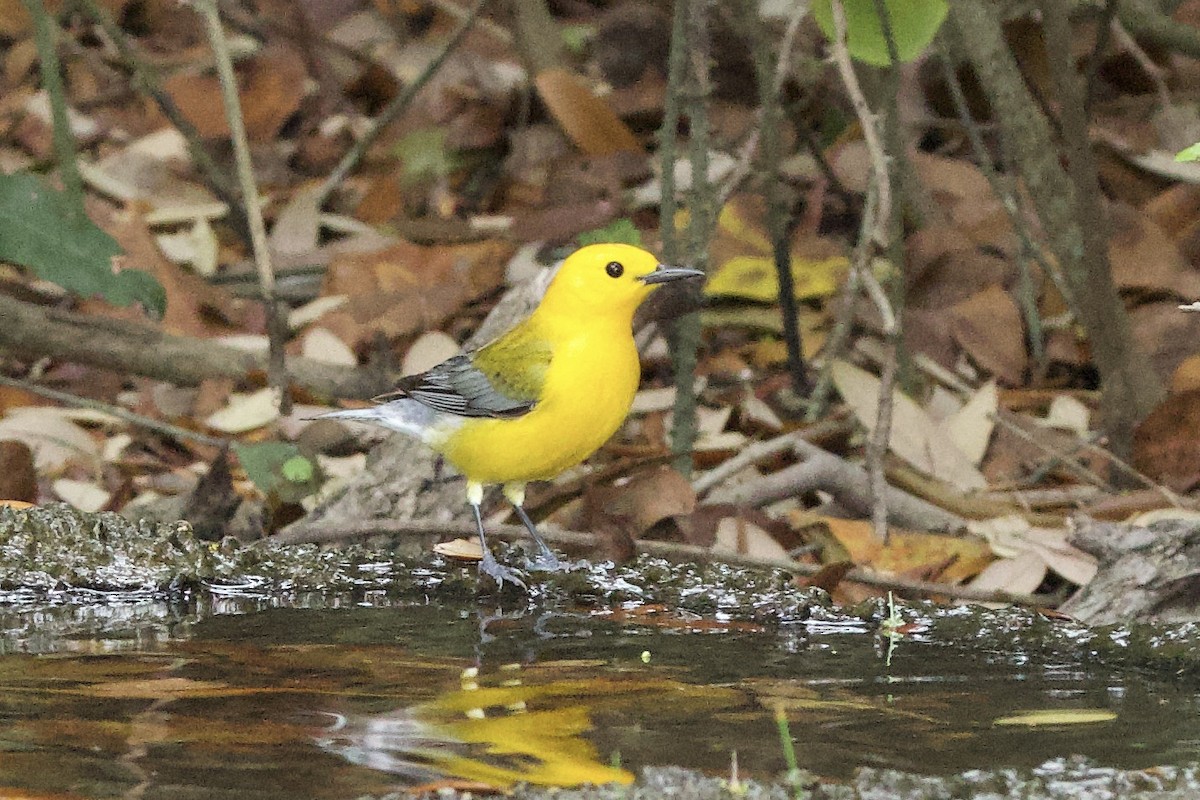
311,401,450,445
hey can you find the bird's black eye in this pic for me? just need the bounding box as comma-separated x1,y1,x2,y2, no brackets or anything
605,261,624,278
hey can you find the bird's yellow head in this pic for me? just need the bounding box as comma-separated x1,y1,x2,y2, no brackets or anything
536,243,703,322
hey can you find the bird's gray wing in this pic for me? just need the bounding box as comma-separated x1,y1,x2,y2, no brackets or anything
373,330,552,419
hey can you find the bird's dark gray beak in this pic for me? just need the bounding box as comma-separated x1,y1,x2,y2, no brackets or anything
639,264,705,285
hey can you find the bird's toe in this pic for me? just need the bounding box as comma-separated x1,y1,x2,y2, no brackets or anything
525,550,565,573
478,552,528,591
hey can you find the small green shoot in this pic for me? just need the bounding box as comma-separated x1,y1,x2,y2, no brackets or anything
775,704,798,775
881,591,905,667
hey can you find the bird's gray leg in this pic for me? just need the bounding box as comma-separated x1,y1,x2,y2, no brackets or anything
468,481,526,590
503,482,562,571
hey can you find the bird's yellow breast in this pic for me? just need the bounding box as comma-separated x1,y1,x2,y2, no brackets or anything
437,319,640,485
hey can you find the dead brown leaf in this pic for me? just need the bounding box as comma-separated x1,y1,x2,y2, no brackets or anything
948,286,1027,385
580,465,696,538
1108,202,1200,297
982,409,1107,486
509,198,621,245
800,514,993,585
1133,388,1200,491
1142,183,1200,239
161,47,308,141
317,239,512,349
1128,300,1200,383
1172,354,1200,393
908,237,1016,311
0,440,37,504
533,67,641,156
81,200,260,337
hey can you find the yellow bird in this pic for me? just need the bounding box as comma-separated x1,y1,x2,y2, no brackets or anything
320,243,702,588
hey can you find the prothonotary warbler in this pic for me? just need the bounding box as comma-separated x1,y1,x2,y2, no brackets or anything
319,243,702,589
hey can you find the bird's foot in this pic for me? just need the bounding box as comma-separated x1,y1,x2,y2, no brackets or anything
524,549,565,573
478,551,527,591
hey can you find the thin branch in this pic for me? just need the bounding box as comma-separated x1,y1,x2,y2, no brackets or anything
1083,0,1120,110
74,0,250,242
750,5,811,396
1110,19,1173,111
827,0,898,542
429,0,512,43
193,0,288,409
933,39,1049,369
657,0,687,267
315,0,489,208
804,183,875,419
828,0,890,247
668,0,714,474
706,438,967,533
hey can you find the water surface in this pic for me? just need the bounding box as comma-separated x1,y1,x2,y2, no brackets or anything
0,592,1197,799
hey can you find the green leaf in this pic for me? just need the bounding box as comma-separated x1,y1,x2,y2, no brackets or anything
281,455,315,483
578,218,642,247
1177,142,1200,163
812,0,948,66
0,173,165,316
233,441,321,503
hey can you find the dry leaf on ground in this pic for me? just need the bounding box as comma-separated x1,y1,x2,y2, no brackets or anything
831,361,987,491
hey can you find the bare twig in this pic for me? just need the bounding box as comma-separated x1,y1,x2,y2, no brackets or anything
948,0,1162,457
658,0,687,267
1110,19,1173,111
827,0,898,542
715,1,808,207
1083,0,1120,110
935,37,1049,368
429,0,512,43
316,0,489,207
269,517,1049,606
74,0,250,242
1079,437,1184,508
990,411,1112,488
828,0,890,247
750,7,811,396
983,485,1102,511
1118,0,1200,60
192,0,288,411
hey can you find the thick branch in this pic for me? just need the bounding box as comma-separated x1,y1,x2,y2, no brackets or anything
705,439,967,533
0,294,385,399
